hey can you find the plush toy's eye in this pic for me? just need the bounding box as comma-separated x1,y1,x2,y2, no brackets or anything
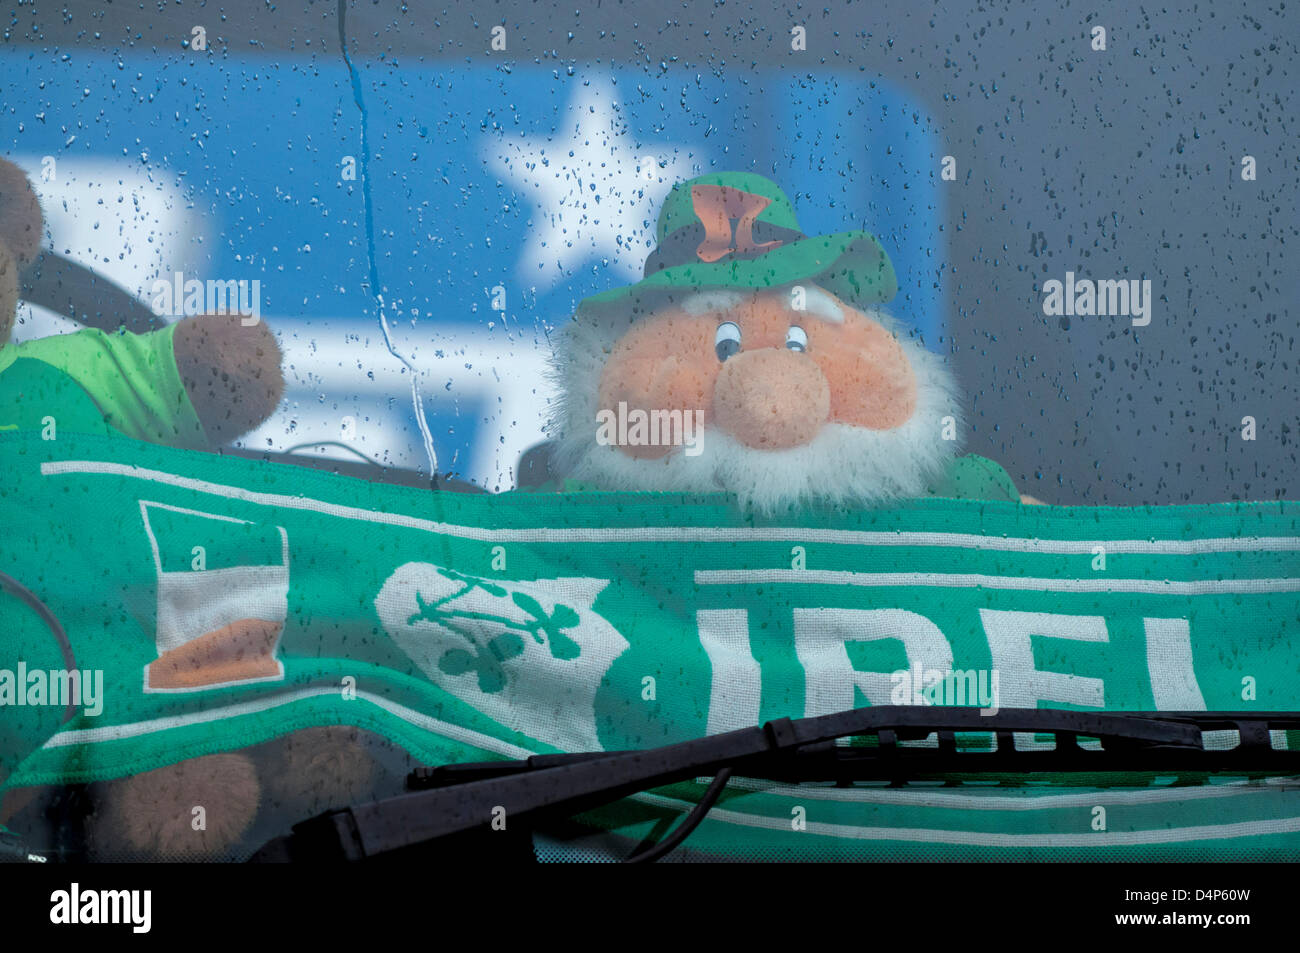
785,325,808,352
714,322,742,362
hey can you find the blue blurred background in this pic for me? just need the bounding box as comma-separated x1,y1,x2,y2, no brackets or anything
3,0,1294,504
2,52,943,490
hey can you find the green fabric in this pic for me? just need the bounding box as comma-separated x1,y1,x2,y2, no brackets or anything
0,325,208,449
926,453,1021,502
3,431,1300,860
579,172,898,313
0,357,121,440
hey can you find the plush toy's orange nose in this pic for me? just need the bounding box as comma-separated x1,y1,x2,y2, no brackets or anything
712,347,831,449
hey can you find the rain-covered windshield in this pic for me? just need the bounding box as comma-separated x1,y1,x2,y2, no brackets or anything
8,3,1291,502
1,1,1297,871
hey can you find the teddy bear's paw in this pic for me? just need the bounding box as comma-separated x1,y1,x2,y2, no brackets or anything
89,752,261,861
259,725,383,818
172,312,286,445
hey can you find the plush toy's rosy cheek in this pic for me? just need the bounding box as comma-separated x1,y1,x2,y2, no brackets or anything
810,313,918,430
596,314,716,459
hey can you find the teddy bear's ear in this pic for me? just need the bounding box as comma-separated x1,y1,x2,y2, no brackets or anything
173,313,286,445
0,157,44,269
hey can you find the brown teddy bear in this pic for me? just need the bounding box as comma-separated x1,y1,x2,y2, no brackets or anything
0,156,385,860
0,160,284,449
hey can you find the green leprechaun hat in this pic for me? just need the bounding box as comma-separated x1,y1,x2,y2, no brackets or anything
579,171,898,312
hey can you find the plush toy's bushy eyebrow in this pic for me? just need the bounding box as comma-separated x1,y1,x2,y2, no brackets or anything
672,286,846,323
678,290,744,316
796,286,845,324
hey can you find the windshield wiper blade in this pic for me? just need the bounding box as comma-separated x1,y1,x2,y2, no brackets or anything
248,708,1300,863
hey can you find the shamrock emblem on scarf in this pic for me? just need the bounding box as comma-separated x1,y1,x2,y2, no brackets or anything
436,627,525,694
407,575,584,695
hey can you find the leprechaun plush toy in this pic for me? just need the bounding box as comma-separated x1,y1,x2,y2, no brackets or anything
548,172,1041,508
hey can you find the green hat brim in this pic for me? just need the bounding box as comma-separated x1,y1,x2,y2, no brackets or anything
578,230,898,315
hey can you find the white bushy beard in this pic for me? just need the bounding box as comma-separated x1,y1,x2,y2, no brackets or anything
546,303,965,513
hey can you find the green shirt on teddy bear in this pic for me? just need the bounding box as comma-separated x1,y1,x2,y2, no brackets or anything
0,324,208,448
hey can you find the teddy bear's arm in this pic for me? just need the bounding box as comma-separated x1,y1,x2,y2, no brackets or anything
5,315,284,448
925,453,1022,502
7,323,210,447
932,455,1049,505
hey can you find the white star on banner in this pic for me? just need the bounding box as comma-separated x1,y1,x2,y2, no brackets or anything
489,79,703,289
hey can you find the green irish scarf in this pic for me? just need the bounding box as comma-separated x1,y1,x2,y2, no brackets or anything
2,431,1299,860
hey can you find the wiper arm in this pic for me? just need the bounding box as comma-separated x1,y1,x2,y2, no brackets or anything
248,708,1300,863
